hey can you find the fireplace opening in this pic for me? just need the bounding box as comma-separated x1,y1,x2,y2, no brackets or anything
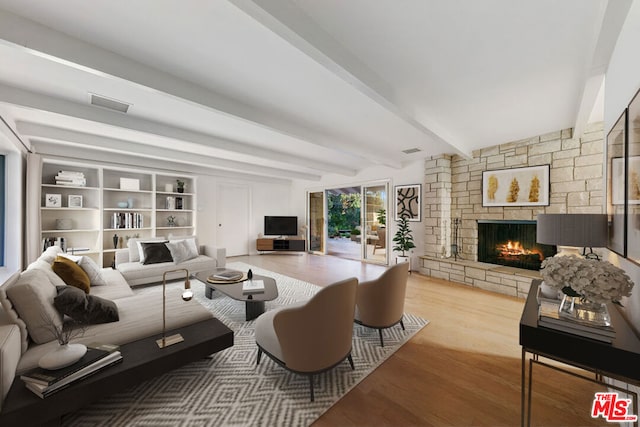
477,220,556,271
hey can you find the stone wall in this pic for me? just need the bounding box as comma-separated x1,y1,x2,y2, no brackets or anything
420,123,604,297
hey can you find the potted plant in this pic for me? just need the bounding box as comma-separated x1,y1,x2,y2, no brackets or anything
393,215,415,264
176,179,185,193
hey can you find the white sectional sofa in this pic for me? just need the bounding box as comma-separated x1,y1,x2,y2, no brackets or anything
0,245,220,410
114,236,226,286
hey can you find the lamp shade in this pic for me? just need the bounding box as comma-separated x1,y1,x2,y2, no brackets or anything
536,214,607,247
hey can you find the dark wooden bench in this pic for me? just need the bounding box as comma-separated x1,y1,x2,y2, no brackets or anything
0,318,233,426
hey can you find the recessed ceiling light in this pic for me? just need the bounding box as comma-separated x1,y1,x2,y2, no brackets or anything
88,93,131,113
402,148,421,154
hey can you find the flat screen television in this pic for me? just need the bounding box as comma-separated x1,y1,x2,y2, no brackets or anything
264,216,298,236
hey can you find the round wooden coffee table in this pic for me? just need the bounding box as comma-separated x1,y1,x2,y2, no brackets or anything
196,269,278,321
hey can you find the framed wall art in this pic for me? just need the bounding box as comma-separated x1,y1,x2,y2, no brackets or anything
627,88,640,265
45,193,62,208
481,165,550,207
395,184,421,221
606,109,626,257
68,195,83,208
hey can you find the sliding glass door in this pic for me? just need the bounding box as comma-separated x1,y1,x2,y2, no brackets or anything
307,191,325,254
362,183,388,264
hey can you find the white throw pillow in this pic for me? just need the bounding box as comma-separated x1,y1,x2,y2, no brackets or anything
168,236,199,256
78,256,108,286
5,269,63,344
166,240,199,264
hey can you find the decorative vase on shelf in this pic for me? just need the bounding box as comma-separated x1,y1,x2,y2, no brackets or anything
559,294,611,327
127,197,133,208
39,343,87,370
113,234,119,249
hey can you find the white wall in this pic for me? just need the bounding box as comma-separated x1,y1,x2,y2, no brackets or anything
604,0,640,332
196,174,292,255
291,159,425,266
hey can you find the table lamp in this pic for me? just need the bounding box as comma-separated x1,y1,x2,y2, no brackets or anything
536,214,607,258
157,268,194,348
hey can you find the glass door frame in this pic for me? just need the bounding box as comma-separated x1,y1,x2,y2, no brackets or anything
305,180,390,265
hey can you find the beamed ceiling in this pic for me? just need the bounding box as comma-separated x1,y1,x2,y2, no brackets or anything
0,0,632,182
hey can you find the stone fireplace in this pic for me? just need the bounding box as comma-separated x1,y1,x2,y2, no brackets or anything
477,220,556,271
419,124,605,298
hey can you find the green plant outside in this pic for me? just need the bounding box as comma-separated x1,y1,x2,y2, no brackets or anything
328,193,361,236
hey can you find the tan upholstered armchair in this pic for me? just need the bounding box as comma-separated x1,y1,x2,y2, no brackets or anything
354,261,409,346
255,277,358,401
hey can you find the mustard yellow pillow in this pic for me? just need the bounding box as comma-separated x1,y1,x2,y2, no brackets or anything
52,255,91,293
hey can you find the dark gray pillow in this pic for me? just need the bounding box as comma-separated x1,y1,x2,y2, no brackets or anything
140,241,173,265
54,286,119,324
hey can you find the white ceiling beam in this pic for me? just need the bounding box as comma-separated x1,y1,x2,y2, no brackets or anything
230,0,469,157
32,144,293,185
20,124,322,181
573,0,633,138
0,83,345,177
0,10,397,168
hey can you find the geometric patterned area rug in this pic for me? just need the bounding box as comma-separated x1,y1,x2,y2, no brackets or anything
62,262,428,426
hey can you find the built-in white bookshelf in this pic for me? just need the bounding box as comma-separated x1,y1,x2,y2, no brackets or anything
40,159,196,267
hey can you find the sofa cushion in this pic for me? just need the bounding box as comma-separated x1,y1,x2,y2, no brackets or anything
89,269,135,300
0,272,29,353
54,286,119,324
16,288,214,373
5,269,63,344
38,245,64,264
168,236,199,255
52,256,91,293
141,242,173,265
166,239,198,264
117,255,216,286
128,237,166,263
26,259,68,288
78,257,107,286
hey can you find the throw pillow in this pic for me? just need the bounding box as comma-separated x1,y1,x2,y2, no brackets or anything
166,239,199,263
52,255,91,293
169,236,199,256
54,286,119,324
128,237,165,263
78,256,107,286
4,269,64,344
0,272,30,352
140,241,173,265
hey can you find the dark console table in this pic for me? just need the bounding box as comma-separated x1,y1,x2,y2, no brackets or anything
520,280,640,426
0,318,233,427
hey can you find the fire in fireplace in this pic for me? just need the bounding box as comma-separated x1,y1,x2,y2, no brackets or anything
477,220,556,271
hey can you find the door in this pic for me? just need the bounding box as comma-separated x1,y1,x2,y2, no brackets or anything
216,183,250,256
307,191,325,253
362,183,388,264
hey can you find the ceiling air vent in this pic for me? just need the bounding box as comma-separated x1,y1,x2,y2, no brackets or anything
89,93,131,113
402,148,422,154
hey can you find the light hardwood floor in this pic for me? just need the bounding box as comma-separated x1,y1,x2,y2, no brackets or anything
230,254,604,426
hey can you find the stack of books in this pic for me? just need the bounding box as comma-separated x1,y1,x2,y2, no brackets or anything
55,171,86,187
20,345,122,399
242,280,265,294
538,299,616,343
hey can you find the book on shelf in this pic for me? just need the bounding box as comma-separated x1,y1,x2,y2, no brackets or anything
213,269,244,281
538,299,615,341
242,279,265,294
23,351,123,399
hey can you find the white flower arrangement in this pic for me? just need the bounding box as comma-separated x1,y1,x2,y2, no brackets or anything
540,255,634,305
